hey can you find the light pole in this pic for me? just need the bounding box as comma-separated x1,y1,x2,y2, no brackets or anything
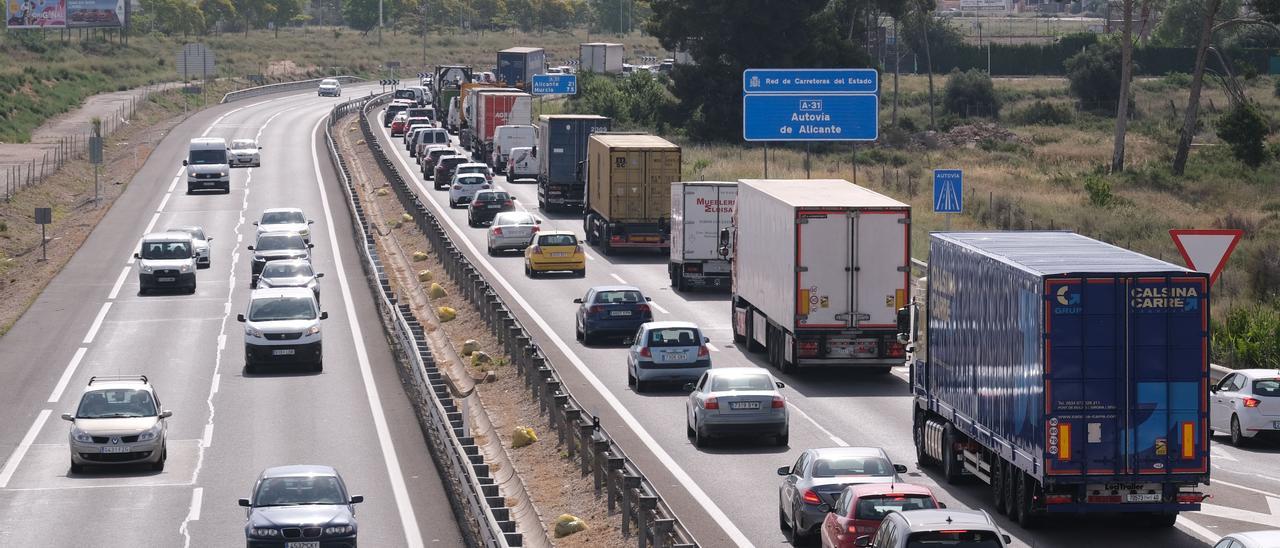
378,0,383,47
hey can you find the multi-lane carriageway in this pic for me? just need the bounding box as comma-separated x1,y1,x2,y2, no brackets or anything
0,83,1275,547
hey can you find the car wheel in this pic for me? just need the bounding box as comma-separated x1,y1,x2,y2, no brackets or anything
693,424,709,448
525,264,535,278
575,269,586,278
487,244,496,256
314,359,323,373
245,357,258,375
775,429,789,447
687,418,696,440
791,505,812,543
70,459,84,475
627,368,636,387
575,321,584,341
583,328,595,346
1230,414,1246,447
151,446,166,471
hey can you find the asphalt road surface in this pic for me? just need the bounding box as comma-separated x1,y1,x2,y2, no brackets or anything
0,85,463,547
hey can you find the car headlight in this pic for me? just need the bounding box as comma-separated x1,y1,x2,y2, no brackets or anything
323,525,353,535
245,325,264,338
257,278,273,288
140,263,154,274
71,428,93,443
219,171,228,177
178,264,191,273
250,528,280,537
306,325,320,336
136,423,162,442
299,228,310,236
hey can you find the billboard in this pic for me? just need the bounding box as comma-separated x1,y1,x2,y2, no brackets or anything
67,0,121,27
6,0,66,28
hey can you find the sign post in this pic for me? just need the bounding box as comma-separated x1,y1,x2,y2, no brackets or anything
932,169,963,230
35,208,52,262
90,135,103,205
742,68,879,178
1169,229,1244,285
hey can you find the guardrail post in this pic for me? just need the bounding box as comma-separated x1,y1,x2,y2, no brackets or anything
637,496,658,548
563,408,582,458
606,457,625,512
592,439,610,494
653,518,674,548
621,474,641,537
578,420,595,477
537,364,553,415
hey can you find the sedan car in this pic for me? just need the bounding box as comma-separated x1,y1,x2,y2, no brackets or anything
240,465,362,547
574,285,654,344
819,483,939,547
257,259,323,304
626,321,711,392
317,78,341,97
467,190,516,226
455,162,494,184
248,232,314,288
525,231,585,278
1213,531,1280,548
229,138,262,167
167,225,212,268
448,173,491,208
62,375,171,473
255,208,314,243
1211,369,1280,446
778,446,908,543
687,367,788,448
486,211,540,255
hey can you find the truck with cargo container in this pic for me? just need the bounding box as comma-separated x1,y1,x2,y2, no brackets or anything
579,42,625,74
669,181,737,291
433,65,473,114
535,114,612,212
496,47,546,90
466,91,532,162
727,179,911,373
582,133,680,254
900,231,1209,528
457,85,512,150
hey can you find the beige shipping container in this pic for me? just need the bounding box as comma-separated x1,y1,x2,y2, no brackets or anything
586,134,681,223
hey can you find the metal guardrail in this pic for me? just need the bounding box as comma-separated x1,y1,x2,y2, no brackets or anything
223,76,365,104
323,94,519,547
358,94,698,548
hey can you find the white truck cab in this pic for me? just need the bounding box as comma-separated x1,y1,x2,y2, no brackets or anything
184,138,231,194
491,125,536,172
506,146,538,181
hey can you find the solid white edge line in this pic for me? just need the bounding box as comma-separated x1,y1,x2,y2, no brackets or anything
610,273,628,284
785,401,848,447
108,266,130,300
382,122,754,547
648,300,670,314
1212,478,1280,499
311,117,424,547
200,424,213,448
0,409,52,488
143,212,161,234
157,192,172,212
1176,514,1221,544
47,347,89,403
81,302,112,344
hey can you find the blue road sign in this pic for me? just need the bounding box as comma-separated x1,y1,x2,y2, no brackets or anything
743,69,878,94
933,169,963,213
742,94,878,142
532,74,578,95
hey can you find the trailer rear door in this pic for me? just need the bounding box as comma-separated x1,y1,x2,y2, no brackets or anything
796,211,851,328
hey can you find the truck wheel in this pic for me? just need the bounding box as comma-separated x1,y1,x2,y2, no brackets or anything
1003,463,1019,518
1143,512,1178,528
914,416,933,466
745,310,764,353
601,225,615,255
942,424,962,484
1014,472,1042,529
991,459,1007,515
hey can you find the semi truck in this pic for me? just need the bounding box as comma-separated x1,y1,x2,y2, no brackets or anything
669,181,737,291
535,114,611,212
457,85,514,150
496,47,546,90
583,133,680,254
901,231,1209,528
433,64,473,114
579,42,625,74
728,179,911,373
467,91,532,162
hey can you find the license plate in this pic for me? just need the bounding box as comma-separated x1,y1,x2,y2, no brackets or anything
665,353,687,361
272,349,296,356
487,204,501,209
157,277,175,282
101,446,131,453
1126,493,1162,503
610,311,632,316
286,543,320,548
203,181,215,186
730,401,761,410
551,252,568,257
634,236,657,242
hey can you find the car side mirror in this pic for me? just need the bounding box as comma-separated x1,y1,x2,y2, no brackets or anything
308,220,315,225
247,246,255,251
133,252,141,259
252,221,259,226
320,312,329,320
316,273,325,278
776,381,785,389
776,466,791,476
855,536,872,548
704,336,711,343
1002,534,1012,545
817,503,831,513
182,159,188,166
645,297,653,301
308,244,315,249
161,410,173,418
237,314,246,322
894,464,908,473
1209,386,1218,393
938,502,947,509
349,495,364,504
683,383,695,392
573,298,583,304
238,498,251,507
61,413,74,422
206,237,214,242
535,219,542,224
258,146,263,150
511,196,517,201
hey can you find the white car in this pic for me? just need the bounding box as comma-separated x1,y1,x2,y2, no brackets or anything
455,162,494,184
237,287,327,373
627,321,712,393
1211,369,1280,446
686,367,788,448
228,139,261,167
448,173,490,208
318,78,341,97
255,208,313,244
134,231,198,294
167,225,212,268
1213,531,1280,548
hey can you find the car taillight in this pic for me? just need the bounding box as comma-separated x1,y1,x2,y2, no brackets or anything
588,305,604,315
684,263,702,273
637,304,651,314
772,396,785,408
573,244,582,253
698,345,709,358
504,200,513,207
531,245,542,254
639,347,651,358
801,489,821,505
531,225,540,233
797,340,819,357
703,397,718,410
493,227,503,236
1244,397,1261,408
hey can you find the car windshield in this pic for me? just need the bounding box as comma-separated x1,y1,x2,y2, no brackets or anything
429,149,451,159
141,240,192,259
321,79,338,86
648,328,699,347
248,296,316,321
394,89,416,100
853,495,937,519
494,212,535,226
456,176,486,186
538,234,577,246
189,149,227,165
254,475,346,507
442,157,467,167
710,374,773,392
261,211,305,225
255,234,306,251
231,140,256,150
475,192,509,203
458,166,487,175
169,227,205,240
1254,379,1280,397
811,456,894,477
262,262,313,279
76,388,156,418
905,530,1002,547
594,290,643,304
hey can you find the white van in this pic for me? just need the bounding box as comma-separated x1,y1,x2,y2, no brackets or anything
237,287,327,373
491,125,536,172
506,146,538,181
184,138,231,194
134,231,198,294
447,97,461,134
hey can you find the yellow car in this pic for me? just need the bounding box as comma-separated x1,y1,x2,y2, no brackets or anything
524,230,586,278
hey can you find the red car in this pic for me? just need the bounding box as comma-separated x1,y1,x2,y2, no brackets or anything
390,114,409,137
819,483,939,548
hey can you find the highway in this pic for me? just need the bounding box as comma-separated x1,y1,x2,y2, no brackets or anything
368,105,1280,547
0,85,463,547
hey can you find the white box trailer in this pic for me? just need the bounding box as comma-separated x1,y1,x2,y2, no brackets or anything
670,181,737,291
730,179,911,372
580,42,625,74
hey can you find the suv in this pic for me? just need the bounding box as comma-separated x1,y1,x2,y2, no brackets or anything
61,375,172,473
238,287,327,373
184,137,231,194
434,155,470,190
420,146,454,178
863,509,1011,548
383,100,412,127
317,78,341,97
248,232,313,287
135,232,198,294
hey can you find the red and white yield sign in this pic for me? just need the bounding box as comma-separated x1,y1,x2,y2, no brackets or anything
1169,229,1243,285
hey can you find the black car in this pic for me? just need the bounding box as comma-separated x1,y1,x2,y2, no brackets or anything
467,190,517,227
247,232,313,287
240,465,362,547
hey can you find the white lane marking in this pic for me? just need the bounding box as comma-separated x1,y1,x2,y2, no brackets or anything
178,487,204,547
217,334,226,351
384,124,753,547
0,410,52,488
706,343,719,352
157,192,172,212
81,302,112,344
786,401,848,447
1176,514,1221,544
1213,478,1280,499
168,176,179,193
648,300,670,314
610,273,628,284
108,267,130,300
3,481,195,492
200,424,213,448
47,347,88,403
1211,444,1239,462
311,117,424,547
143,212,161,234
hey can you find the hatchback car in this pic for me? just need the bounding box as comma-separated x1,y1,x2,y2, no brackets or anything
455,162,494,184
248,232,313,288
238,287,327,373
525,231,585,278
317,78,341,97
1213,531,1280,548
467,190,516,226
167,225,212,268
778,446,908,543
574,285,654,344
864,509,1010,548
390,112,409,137
420,146,454,178
255,208,314,243
448,173,491,208
240,465,362,546
135,231,198,294
1211,369,1280,445
486,211,540,255
257,259,324,304
626,321,711,392
819,483,939,548
62,375,171,473
687,367,789,448
229,138,262,167
434,155,470,190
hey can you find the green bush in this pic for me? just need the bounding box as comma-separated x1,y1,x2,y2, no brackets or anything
1008,100,1073,125
1065,41,1122,114
1212,306,1280,369
1083,173,1114,207
943,69,1000,118
1215,102,1271,168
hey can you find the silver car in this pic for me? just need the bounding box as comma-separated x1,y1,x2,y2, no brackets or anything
257,259,323,304
777,446,907,543
685,367,788,448
255,208,313,244
229,138,261,167
1213,531,1280,548
62,375,172,473
168,225,212,268
486,211,540,254
627,321,711,393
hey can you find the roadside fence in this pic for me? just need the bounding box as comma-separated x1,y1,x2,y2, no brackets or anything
223,76,364,104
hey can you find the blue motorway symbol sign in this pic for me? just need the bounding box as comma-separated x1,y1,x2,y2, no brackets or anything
933,169,963,213
743,69,878,95
531,74,578,95
742,94,878,142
